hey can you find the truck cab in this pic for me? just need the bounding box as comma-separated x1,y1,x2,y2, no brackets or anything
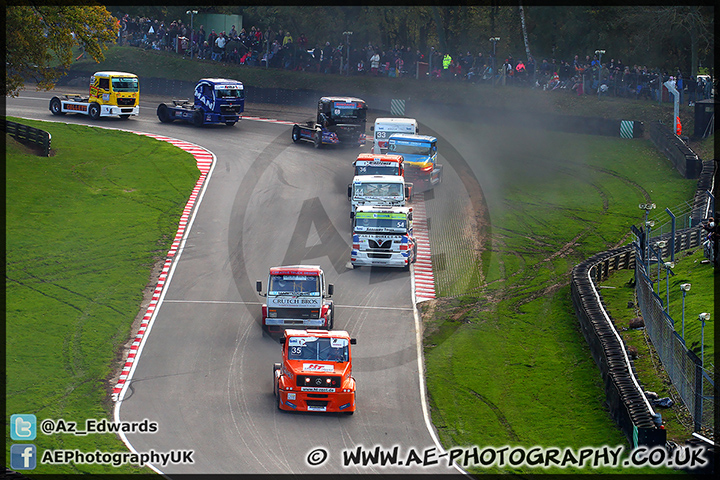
49,71,140,120
347,175,412,219
156,78,244,126
256,265,334,336
273,329,356,414
351,206,416,270
292,96,367,147
387,134,443,190
370,117,419,154
353,153,405,177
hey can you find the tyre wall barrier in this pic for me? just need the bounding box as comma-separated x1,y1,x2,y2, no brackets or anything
2,119,51,156
571,247,666,447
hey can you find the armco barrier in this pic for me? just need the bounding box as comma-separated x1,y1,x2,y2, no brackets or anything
650,122,702,179
2,119,52,156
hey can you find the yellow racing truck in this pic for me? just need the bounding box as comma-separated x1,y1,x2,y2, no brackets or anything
50,71,140,120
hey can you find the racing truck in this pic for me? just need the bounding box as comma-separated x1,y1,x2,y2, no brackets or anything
49,71,139,120
353,153,405,178
156,78,244,126
370,117,418,154
273,329,356,414
291,96,367,148
256,265,334,336
387,134,443,191
351,206,417,270
347,174,412,219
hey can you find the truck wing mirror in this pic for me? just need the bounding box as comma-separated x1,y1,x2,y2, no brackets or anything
347,185,352,198
370,126,374,132
327,284,334,296
280,337,286,345
256,280,263,293
405,185,412,199
350,338,357,345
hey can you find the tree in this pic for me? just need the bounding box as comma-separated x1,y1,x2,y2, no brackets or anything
5,5,118,97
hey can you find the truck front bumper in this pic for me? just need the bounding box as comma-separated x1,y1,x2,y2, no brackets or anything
351,250,410,268
101,105,139,117
263,318,328,334
279,389,355,413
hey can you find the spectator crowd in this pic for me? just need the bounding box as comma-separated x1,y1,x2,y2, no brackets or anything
117,14,714,104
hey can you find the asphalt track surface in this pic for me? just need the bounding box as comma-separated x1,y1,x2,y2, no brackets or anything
6,90,474,476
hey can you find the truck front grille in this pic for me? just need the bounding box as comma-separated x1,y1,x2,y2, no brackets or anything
220,105,242,115
297,375,341,388
116,98,136,106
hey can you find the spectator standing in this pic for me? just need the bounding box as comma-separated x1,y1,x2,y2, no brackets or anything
686,75,697,106
370,50,380,76
229,25,238,40
214,31,226,61
442,52,452,79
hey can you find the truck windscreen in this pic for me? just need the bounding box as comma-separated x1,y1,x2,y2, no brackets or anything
331,102,366,120
111,78,139,92
354,183,403,197
269,275,320,295
354,216,407,232
388,141,431,156
216,88,244,99
287,336,349,362
355,165,398,176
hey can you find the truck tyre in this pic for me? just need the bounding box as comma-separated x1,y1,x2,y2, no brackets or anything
192,109,204,127
157,103,173,123
89,103,101,120
273,363,281,398
313,130,322,148
292,125,301,143
327,307,334,330
50,97,65,116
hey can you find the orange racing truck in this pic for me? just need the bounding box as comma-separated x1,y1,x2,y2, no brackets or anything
256,265,334,336
274,329,356,414
353,153,405,178
49,71,139,120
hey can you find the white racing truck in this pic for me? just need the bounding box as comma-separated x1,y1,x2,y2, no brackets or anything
256,265,334,336
370,117,419,154
351,206,417,270
347,174,412,220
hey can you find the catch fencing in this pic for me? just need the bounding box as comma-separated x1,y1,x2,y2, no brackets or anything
2,119,52,156
632,233,715,435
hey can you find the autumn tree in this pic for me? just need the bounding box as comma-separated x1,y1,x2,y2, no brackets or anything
5,4,118,97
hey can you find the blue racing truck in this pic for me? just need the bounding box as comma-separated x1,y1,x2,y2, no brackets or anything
387,134,443,191
156,78,244,126
291,96,367,148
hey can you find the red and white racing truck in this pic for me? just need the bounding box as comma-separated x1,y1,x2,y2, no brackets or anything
353,153,405,177
274,329,356,414
256,265,334,336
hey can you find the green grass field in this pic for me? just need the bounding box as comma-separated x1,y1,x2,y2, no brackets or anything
5,120,199,474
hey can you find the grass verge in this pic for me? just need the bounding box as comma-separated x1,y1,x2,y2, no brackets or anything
420,118,704,474
5,119,199,474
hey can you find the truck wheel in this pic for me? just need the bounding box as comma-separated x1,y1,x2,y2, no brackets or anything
192,109,204,127
313,130,322,148
157,104,173,123
327,308,334,330
273,363,281,398
50,98,65,116
292,125,301,143
89,103,101,120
